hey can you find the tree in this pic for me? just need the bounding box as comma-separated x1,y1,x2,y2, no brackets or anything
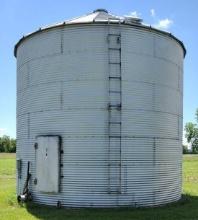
196,108,198,123
1,135,11,152
192,139,198,154
185,109,198,154
185,122,197,143
10,138,16,153
0,138,4,152
183,144,189,154
0,135,16,153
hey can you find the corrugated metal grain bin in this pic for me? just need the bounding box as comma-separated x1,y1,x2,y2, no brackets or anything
14,9,186,207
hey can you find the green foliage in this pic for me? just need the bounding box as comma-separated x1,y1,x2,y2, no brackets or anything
185,108,198,154
0,136,16,153
192,139,198,154
185,122,197,143
182,145,189,154
9,139,16,153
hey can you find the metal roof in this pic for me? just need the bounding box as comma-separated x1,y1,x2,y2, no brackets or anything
14,9,186,57
65,9,121,24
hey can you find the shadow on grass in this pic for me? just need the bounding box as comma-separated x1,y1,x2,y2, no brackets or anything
25,194,198,220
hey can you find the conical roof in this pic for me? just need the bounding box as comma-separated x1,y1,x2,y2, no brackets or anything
43,8,142,27
66,9,121,24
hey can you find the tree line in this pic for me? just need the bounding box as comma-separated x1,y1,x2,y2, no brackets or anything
184,108,198,154
0,135,16,153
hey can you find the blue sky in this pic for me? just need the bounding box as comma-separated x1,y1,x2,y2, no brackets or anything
0,0,197,138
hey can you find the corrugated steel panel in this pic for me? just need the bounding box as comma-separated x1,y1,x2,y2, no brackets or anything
29,110,108,137
155,85,180,115
62,26,107,52
27,52,108,87
122,53,179,90
17,63,29,91
17,82,61,116
62,80,108,109
122,81,153,111
16,22,184,208
155,34,183,66
121,28,154,56
17,114,29,139
17,28,62,68
122,110,179,138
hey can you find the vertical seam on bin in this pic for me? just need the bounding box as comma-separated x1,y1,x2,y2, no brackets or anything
153,137,156,205
27,113,30,139
61,28,64,54
60,81,63,110
153,35,156,57
178,117,180,139
178,66,180,90
152,83,155,111
27,62,30,86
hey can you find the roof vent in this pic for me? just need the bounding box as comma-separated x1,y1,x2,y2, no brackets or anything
124,16,143,24
93,8,108,13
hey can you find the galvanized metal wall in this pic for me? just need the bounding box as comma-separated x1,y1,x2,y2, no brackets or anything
16,24,184,207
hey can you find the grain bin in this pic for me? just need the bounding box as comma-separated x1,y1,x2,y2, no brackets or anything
15,9,186,207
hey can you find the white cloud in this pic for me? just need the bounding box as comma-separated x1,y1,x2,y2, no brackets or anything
129,11,141,18
150,9,155,17
0,128,6,137
154,18,173,30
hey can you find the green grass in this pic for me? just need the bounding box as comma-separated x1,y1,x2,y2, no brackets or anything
0,153,198,220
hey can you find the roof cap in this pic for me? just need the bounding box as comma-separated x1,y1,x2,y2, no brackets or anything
93,8,108,13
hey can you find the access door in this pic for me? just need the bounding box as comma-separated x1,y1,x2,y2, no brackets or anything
35,136,60,193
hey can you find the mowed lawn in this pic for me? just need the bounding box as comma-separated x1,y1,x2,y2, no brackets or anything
0,153,198,220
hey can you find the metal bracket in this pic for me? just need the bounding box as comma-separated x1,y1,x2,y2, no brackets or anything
34,142,38,149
